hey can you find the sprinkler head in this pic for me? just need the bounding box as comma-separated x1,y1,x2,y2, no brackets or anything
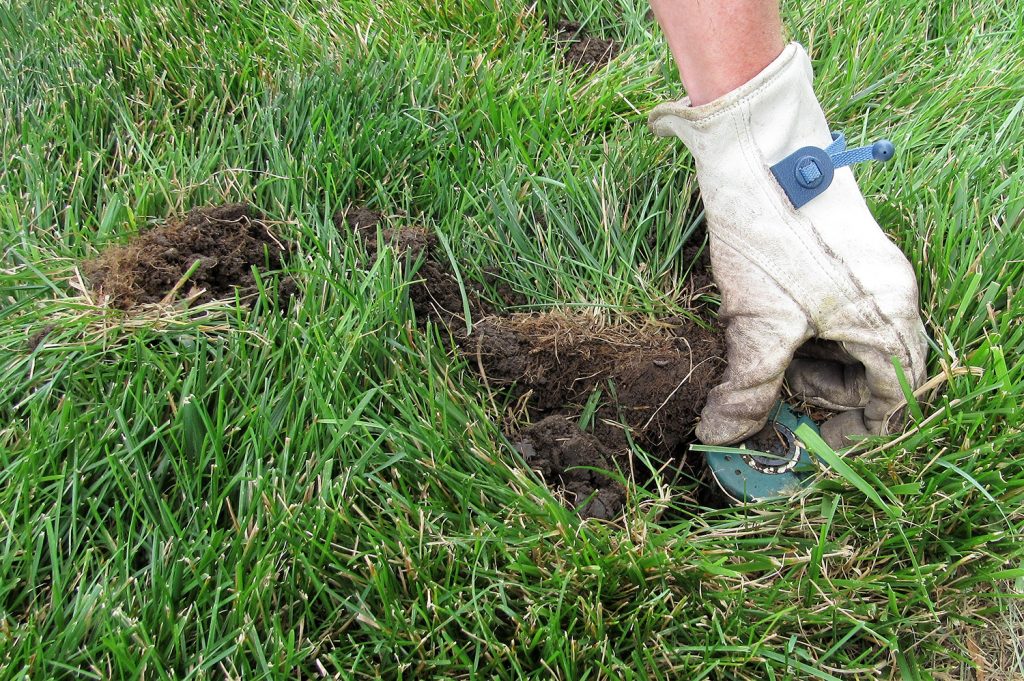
704,402,819,504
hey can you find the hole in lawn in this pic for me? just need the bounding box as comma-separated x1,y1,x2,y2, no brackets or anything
83,203,294,309
338,206,726,519
553,20,619,71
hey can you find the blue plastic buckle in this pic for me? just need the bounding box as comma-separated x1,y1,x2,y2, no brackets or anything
770,132,895,209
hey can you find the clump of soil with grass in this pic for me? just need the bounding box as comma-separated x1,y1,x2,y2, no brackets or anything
84,203,290,309
339,207,724,520
514,417,624,519
555,20,619,70
478,314,722,518
334,207,494,320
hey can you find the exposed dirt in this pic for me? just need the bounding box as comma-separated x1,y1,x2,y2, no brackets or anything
340,207,383,232
468,313,721,451
746,423,791,456
336,208,433,264
83,203,291,309
555,20,619,70
335,207,505,321
339,207,724,520
681,239,714,298
482,314,723,519
514,417,624,519
26,324,56,352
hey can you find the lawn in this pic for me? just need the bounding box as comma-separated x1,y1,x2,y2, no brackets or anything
1,0,1023,678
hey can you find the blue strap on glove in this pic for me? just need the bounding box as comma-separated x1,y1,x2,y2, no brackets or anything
771,132,895,209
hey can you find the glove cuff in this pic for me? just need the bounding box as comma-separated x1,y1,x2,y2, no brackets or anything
648,43,834,171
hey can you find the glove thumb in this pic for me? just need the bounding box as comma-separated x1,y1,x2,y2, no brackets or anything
697,313,810,445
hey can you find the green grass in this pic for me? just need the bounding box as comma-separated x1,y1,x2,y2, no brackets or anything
1,0,1022,678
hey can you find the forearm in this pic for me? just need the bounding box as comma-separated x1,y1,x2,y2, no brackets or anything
648,0,784,105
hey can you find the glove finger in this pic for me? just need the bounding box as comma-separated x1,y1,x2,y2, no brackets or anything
785,358,868,410
842,330,927,437
819,410,871,450
697,313,811,445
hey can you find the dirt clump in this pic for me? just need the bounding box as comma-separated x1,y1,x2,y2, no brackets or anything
339,207,383,232
469,313,723,457
339,208,724,519
336,207,519,322
26,324,56,352
477,314,723,518
681,239,715,302
83,203,289,309
514,417,625,520
336,207,433,262
555,20,619,70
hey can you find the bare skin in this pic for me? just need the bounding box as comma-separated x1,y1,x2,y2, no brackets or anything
648,0,785,106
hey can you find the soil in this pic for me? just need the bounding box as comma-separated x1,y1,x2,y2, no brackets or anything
340,207,383,232
467,313,722,450
339,206,724,520
26,324,56,352
682,240,714,294
746,423,791,456
335,206,502,321
83,203,291,309
554,20,619,70
514,417,625,519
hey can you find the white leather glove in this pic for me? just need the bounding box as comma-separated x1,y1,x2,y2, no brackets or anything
649,43,927,449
